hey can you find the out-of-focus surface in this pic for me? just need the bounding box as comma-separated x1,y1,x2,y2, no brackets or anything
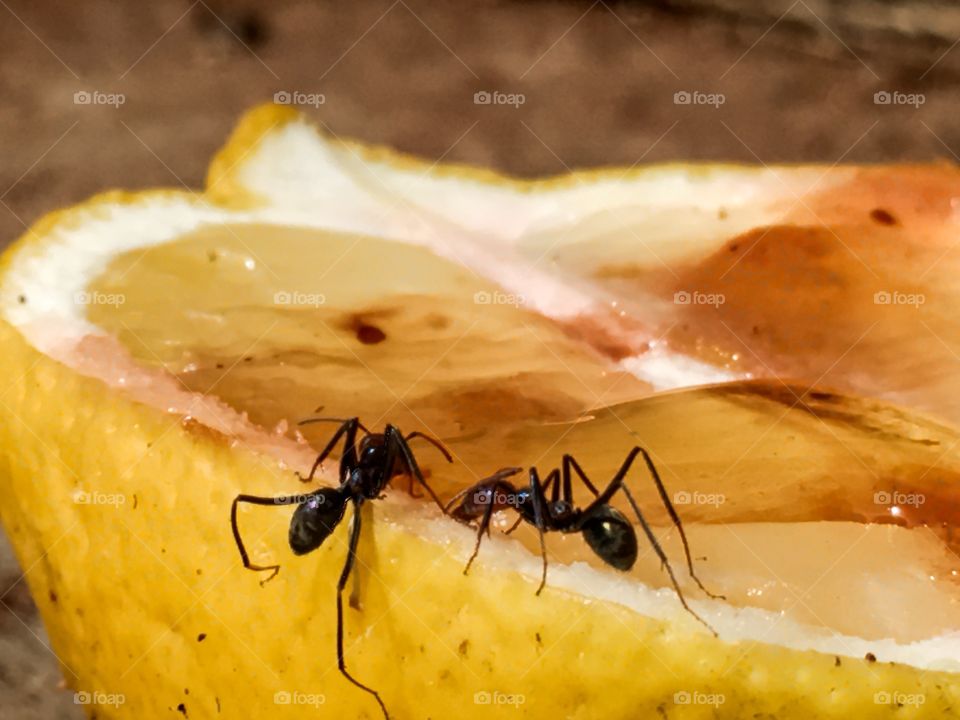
1,0,958,716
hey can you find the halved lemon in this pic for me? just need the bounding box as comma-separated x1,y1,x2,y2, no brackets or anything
1,104,959,718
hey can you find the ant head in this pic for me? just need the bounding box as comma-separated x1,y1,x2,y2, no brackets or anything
447,471,523,522
448,484,489,522
288,487,348,555
581,505,637,571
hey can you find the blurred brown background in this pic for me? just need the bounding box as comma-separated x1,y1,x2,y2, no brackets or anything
1,0,959,717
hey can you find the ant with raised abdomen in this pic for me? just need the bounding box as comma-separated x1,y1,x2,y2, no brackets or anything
445,447,722,636
230,417,452,720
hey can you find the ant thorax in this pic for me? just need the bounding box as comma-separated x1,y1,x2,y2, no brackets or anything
547,499,576,522
349,464,383,497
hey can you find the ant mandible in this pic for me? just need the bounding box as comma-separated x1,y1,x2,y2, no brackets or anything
445,447,722,636
230,417,452,720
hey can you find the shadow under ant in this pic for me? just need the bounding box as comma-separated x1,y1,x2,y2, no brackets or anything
445,447,723,636
230,416,451,720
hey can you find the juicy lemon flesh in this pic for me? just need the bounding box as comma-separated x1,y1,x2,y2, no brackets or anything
87,223,649,436
86,224,960,643
535,165,960,424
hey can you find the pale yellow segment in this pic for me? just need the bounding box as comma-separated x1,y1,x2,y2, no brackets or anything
86,223,648,441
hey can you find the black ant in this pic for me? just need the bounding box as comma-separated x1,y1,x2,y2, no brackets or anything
230,417,452,720
445,447,722,635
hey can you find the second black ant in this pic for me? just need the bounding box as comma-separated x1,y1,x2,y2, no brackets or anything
445,447,722,635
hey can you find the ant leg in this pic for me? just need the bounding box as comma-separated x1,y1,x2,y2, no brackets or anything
404,430,453,498
580,450,718,633
635,447,725,600
404,431,454,463
486,477,525,539
230,493,298,585
529,468,550,596
503,515,523,535
459,473,524,570
443,485,473,515
528,467,558,508
386,426,445,512
403,432,452,498
585,447,642,510
336,500,389,720
406,474,422,499
620,485,718,637
296,418,355,483
548,467,561,504
562,454,601,498
489,466,525,483
463,494,497,576
299,416,372,434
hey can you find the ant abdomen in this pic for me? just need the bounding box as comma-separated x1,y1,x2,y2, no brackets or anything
289,488,347,556
580,506,638,572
